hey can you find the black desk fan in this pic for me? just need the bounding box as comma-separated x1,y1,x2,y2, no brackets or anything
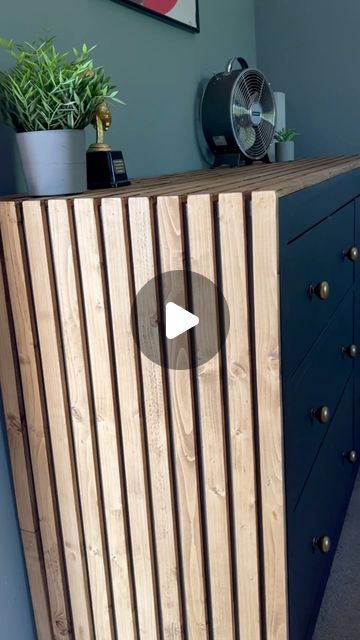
199,57,276,167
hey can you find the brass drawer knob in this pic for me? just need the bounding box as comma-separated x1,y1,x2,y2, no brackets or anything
346,246,359,262
311,405,331,424
342,344,357,359
310,281,330,300
313,535,332,554
346,450,357,464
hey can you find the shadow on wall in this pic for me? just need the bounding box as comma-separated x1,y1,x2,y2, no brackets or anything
0,124,24,195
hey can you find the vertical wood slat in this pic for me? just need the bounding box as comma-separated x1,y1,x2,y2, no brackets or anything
101,197,159,640
0,260,53,640
0,259,36,534
250,191,288,640
21,529,53,639
0,202,72,640
22,201,94,640
218,193,261,640
73,198,136,640
186,194,235,639
129,197,183,639
156,196,208,639
48,200,114,640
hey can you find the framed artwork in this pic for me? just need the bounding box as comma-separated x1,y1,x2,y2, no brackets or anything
114,0,200,33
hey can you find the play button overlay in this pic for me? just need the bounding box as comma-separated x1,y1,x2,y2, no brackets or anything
131,270,230,370
166,302,199,339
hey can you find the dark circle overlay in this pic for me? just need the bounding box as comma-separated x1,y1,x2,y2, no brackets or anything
131,270,230,370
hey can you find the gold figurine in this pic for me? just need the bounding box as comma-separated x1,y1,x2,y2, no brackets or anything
88,101,112,152
86,100,130,189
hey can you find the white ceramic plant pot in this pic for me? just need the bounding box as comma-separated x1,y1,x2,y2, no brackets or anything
16,129,87,196
275,141,295,162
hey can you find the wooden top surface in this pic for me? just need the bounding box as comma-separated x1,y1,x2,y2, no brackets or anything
2,155,360,203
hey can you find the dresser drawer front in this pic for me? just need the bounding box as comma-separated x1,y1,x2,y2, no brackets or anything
284,288,354,509
281,201,355,376
280,169,360,243
355,197,360,452
287,381,357,640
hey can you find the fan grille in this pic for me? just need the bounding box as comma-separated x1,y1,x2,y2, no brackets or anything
232,69,275,159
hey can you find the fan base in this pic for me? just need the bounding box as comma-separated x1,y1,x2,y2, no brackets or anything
212,153,271,168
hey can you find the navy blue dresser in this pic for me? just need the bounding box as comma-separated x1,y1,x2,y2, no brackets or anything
250,162,360,640
279,171,360,639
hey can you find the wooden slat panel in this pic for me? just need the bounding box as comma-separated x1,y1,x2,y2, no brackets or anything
22,201,93,640
218,193,261,640
73,198,136,639
250,191,288,640
0,261,36,533
76,156,360,200
0,260,53,640
276,162,360,195
48,200,114,640
100,197,159,639
144,157,344,200
99,157,329,199
251,162,360,196
3,156,360,204
0,202,72,639
156,196,208,639
21,530,53,640
186,194,235,639
129,196,182,639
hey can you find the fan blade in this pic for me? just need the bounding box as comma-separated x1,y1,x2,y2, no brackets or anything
262,111,276,126
259,118,276,146
248,127,269,159
256,125,267,153
239,126,257,152
233,105,251,118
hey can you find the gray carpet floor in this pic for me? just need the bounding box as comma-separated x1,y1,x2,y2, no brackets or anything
313,470,360,639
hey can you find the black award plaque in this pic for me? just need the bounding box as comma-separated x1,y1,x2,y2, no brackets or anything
87,149,130,189
87,102,130,190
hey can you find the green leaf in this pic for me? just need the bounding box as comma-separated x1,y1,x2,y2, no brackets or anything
274,127,299,142
0,35,124,131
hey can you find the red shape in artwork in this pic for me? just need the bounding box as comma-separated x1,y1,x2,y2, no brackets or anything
143,0,178,14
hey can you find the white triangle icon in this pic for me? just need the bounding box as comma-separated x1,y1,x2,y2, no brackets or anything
166,302,199,340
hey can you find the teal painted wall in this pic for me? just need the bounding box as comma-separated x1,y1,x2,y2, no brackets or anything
0,401,36,639
255,0,360,159
0,0,256,194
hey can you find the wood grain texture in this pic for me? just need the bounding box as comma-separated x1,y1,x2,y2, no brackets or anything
22,200,93,640
0,201,72,639
100,197,159,639
218,193,261,640
250,191,288,640
73,198,136,640
4,156,360,203
0,260,36,533
129,197,183,639
0,259,53,640
48,200,114,640
21,530,53,640
110,156,359,199
156,196,208,639
186,194,235,639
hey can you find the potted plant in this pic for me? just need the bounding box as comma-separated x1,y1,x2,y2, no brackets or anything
0,37,122,196
274,128,299,162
